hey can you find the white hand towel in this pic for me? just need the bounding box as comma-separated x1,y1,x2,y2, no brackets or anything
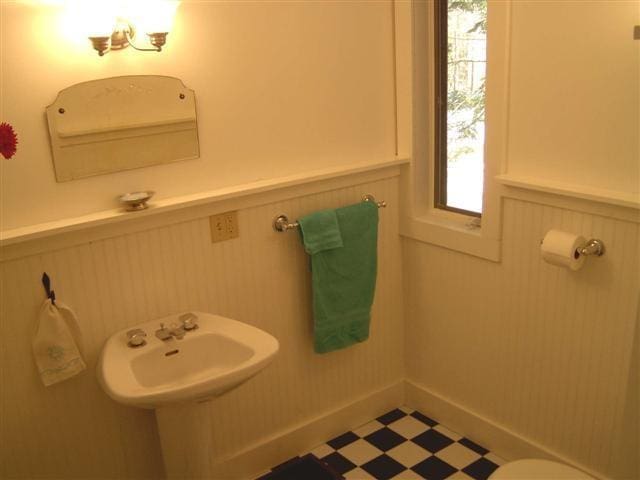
32,299,86,386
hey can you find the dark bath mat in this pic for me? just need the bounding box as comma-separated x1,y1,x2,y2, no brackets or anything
258,453,343,480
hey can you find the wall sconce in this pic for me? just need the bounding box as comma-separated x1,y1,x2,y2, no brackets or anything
86,1,179,57
89,19,168,56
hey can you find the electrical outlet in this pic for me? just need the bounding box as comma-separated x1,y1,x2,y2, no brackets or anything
209,211,239,243
223,212,238,238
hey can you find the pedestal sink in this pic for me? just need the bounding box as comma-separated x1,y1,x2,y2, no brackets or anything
98,312,278,408
97,312,279,477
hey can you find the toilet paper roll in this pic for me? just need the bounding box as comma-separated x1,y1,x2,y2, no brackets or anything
541,230,586,271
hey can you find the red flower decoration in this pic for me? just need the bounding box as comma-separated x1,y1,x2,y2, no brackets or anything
0,122,18,159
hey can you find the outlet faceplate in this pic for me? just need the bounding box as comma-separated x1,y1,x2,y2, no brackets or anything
210,211,239,242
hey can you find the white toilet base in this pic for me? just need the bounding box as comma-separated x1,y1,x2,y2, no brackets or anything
489,459,595,480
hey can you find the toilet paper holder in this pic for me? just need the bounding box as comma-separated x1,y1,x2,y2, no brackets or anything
578,238,605,257
539,237,605,258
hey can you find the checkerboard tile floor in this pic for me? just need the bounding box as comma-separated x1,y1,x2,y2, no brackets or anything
259,406,506,480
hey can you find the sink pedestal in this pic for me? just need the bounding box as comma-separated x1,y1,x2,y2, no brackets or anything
156,402,219,479
155,400,269,479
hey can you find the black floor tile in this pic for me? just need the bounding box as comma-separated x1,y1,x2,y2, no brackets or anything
361,454,407,480
327,431,359,450
321,451,357,475
364,427,406,451
411,429,455,453
411,456,457,480
462,457,500,480
376,409,407,425
458,438,489,456
410,411,438,427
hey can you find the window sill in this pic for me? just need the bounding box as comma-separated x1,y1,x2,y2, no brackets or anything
400,212,501,261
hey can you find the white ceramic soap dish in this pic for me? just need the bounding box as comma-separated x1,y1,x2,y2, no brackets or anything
119,191,155,211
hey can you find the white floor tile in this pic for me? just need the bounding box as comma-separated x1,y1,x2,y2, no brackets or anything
353,420,385,438
338,439,383,465
387,415,430,439
344,467,376,479
390,470,424,479
434,442,481,469
399,405,414,414
309,443,334,459
386,442,431,468
447,471,475,479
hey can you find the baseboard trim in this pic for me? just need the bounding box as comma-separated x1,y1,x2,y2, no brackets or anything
405,380,607,480
204,379,610,479
212,380,405,479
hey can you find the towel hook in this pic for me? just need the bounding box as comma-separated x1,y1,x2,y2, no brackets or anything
41,272,56,306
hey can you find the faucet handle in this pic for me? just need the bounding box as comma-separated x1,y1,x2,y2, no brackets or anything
179,312,198,331
126,328,147,347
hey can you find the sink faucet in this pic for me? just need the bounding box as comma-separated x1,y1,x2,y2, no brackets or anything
155,313,199,341
156,323,187,342
155,322,186,341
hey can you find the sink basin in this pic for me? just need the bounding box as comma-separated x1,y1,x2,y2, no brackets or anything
97,312,279,408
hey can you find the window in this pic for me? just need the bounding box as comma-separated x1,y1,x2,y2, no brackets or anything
393,0,507,260
434,0,487,216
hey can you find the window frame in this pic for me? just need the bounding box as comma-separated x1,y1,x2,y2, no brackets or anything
393,0,511,262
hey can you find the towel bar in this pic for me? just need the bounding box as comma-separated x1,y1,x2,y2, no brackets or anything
273,194,387,232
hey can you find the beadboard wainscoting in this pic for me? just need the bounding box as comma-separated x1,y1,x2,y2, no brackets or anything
403,197,639,480
0,174,404,479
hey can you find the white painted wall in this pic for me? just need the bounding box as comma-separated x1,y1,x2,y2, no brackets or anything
506,0,639,195
0,1,396,230
0,173,404,479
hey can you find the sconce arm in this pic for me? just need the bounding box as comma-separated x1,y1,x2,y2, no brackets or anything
124,30,163,52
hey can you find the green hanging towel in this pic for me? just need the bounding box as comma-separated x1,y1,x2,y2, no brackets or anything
298,202,378,353
298,209,344,255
